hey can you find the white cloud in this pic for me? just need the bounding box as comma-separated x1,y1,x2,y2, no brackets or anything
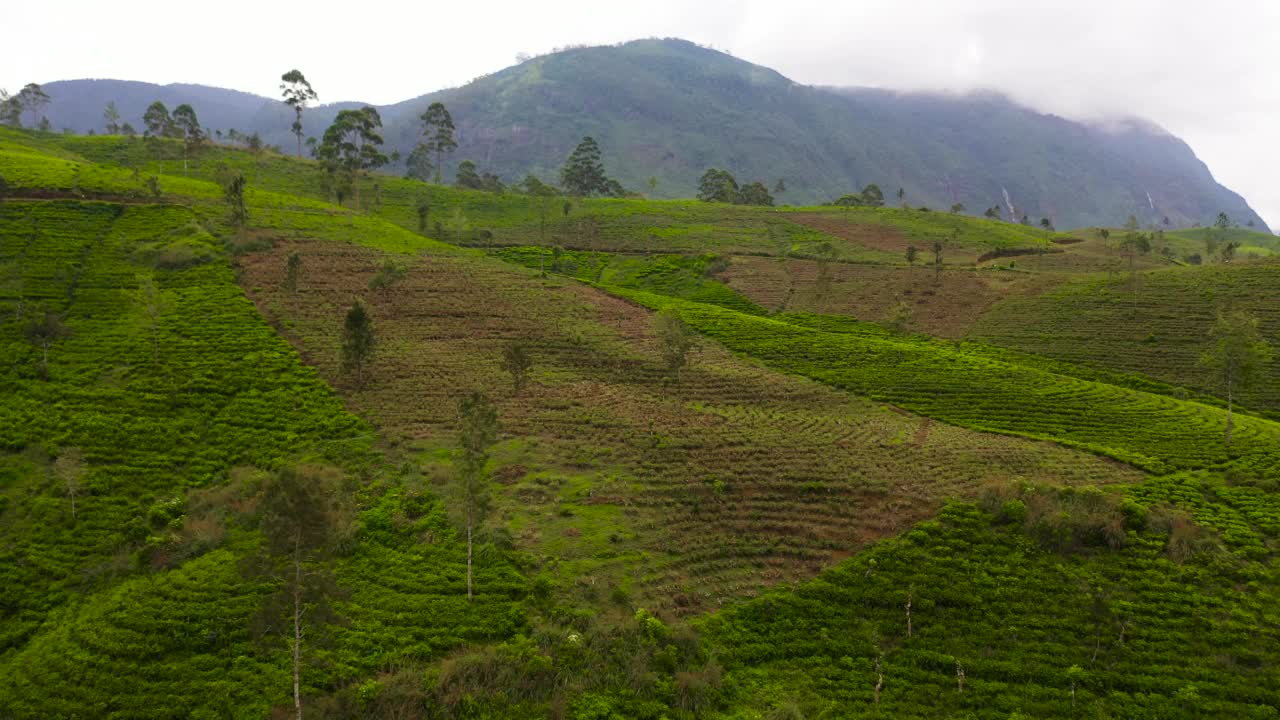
6,0,1276,228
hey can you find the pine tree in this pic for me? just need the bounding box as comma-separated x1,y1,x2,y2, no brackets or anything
561,136,609,196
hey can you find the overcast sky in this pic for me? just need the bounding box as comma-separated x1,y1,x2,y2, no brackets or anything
8,0,1278,229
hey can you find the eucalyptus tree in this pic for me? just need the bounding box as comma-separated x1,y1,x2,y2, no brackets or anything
317,107,388,211
142,101,174,172
1201,309,1272,447
103,101,121,134
280,69,319,158
171,104,203,175
455,392,498,601
244,464,351,720
0,89,20,126
419,102,457,183
404,143,434,182
142,101,173,138
17,84,50,127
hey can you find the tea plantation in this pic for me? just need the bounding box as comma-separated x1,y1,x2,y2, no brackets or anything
2,129,1279,719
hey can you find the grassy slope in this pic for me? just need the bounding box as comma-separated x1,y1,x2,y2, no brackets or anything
4,131,1280,718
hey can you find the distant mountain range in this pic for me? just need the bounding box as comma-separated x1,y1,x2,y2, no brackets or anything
34,38,1268,231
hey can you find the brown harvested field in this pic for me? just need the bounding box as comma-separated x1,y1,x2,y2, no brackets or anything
975,236,1175,273
722,255,1062,337
789,213,912,254
239,240,1142,614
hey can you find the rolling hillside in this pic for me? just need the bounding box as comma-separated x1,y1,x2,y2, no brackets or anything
3,129,1280,718
34,39,1268,231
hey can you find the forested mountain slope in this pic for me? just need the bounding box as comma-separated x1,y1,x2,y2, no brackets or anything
36,39,1267,231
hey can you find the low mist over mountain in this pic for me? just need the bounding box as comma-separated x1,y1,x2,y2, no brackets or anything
39,38,1267,231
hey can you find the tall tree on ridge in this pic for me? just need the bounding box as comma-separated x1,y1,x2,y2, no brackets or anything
143,101,173,137
280,70,319,159
454,160,483,189
697,168,739,203
142,100,174,173
17,84,50,128
103,101,121,135
419,102,457,184
317,107,388,211
0,89,20,127
404,143,434,182
171,104,203,175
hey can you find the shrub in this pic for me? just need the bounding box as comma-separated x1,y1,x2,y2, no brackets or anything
673,661,722,713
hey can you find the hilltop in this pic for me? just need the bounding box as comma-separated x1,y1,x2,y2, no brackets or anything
35,38,1268,231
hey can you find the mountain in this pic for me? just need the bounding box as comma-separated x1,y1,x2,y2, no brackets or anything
36,38,1268,231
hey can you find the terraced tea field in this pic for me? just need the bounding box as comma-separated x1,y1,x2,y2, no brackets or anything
236,234,1139,614
5,128,1280,719
618,290,1280,479
970,261,1280,416
0,196,526,717
706,500,1280,719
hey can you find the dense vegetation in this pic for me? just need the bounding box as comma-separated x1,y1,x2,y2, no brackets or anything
2,126,1279,719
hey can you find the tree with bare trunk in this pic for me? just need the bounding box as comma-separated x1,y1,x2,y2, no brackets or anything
905,589,914,638
1200,309,1271,448
243,465,351,720
54,447,86,522
280,70,319,159
655,308,696,381
132,275,173,366
455,392,497,601
24,307,70,378
874,652,884,704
